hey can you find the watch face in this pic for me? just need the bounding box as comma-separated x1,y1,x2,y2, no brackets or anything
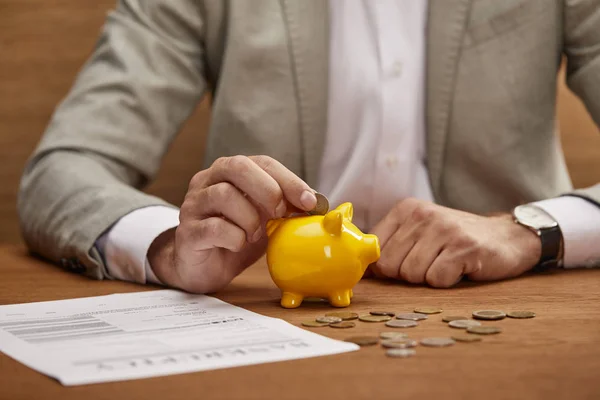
514,205,558,230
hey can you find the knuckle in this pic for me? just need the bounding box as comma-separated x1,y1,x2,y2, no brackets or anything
394,197,418,215
401,261,425,284
265,186,284,208
203,218,224,238
251,155,275,171
189,170,208,190
179,201,195,220
227,155,252,174
426,265,458,288
458,234,479,251
211,182,237,203
410,203,435,223
213,156,230,170
434,219,456,236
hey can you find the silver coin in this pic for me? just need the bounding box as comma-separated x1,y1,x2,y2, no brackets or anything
308,192,330,215
385,319,418,328
315,316,342,324
420,337,456,347
380,332,409,340
386,348,416,358
472,310,506,321
448,319,482,329
380,339,418,349
396,313,428,321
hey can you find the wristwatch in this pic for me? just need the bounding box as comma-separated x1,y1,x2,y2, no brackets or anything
512,204,564,270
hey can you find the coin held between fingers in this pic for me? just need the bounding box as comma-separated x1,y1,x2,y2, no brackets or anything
308,192,330,215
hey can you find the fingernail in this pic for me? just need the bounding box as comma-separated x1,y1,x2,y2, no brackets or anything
251,226,262,243
300,190,317,210
275,200,286,218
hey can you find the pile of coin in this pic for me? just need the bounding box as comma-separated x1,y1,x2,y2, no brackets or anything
300,307,535,359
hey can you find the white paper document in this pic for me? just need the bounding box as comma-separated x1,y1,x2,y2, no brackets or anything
0,290,358,385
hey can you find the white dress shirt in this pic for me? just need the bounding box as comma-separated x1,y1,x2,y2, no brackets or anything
96,0,600,285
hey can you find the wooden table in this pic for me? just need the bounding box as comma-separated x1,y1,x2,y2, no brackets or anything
1,245,599,400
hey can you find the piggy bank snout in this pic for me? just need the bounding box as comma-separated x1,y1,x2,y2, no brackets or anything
360,234,380,266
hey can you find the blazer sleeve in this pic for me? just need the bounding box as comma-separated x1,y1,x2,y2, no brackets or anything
563,0,600,206
18,0,207,279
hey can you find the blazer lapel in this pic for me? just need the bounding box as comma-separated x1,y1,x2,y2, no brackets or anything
280,0,329,187
426,0,473,198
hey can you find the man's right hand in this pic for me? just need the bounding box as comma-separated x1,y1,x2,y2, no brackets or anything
147,155,317,293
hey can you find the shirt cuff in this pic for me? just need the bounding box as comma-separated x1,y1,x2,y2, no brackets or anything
95,206,180,284
534,196,600,268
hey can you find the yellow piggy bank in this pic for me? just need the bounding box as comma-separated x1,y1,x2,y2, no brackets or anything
266,202,380,309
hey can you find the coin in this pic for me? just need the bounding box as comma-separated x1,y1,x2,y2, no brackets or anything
380,332,409,340
507,311,536,319
325,311,359,321
344,336,379,346
442,315,468,322
301,320,329,327
316,316,343,324
451,334,483,343
448,319,482,329
396,313,428,321
304,297,327,303
420,337,456,347
472,310,506,321
467,326,502,335
330,321,356,329
414,307,443,314
385,320,418,328
308,192,330,215
380,339,418,349
370,311,396,317
386,348,416,358
359,314,392,323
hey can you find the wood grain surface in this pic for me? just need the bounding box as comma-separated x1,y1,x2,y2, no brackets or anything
1,244,599,400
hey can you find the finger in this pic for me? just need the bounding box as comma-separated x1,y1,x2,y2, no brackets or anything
369,212,401,250
425,250,469,288
399,230,445,284
375,226,418,278
192,183,263,243
179,217,247,253
207,156,314,218
249,155,316,211
204,156,286,218
369,198,425,248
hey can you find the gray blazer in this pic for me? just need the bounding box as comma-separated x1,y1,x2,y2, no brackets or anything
18,0,600,279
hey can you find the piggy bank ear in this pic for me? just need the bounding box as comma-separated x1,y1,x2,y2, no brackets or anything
335,202,354,221
323,211,343,235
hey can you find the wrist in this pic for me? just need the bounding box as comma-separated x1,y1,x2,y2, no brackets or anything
147,227,180,288
497,214,542,271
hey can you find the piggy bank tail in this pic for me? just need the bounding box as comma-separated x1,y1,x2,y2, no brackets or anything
266,219,284,237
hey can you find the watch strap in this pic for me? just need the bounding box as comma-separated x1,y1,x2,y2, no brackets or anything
533,225,563,272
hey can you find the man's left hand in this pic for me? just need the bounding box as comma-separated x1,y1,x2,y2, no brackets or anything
369,198,542,287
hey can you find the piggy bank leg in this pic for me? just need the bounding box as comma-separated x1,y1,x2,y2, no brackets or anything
281,292,304,309
350,289,354,299
328,290,352,308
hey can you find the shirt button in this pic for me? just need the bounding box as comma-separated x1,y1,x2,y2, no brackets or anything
392,61,403,77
